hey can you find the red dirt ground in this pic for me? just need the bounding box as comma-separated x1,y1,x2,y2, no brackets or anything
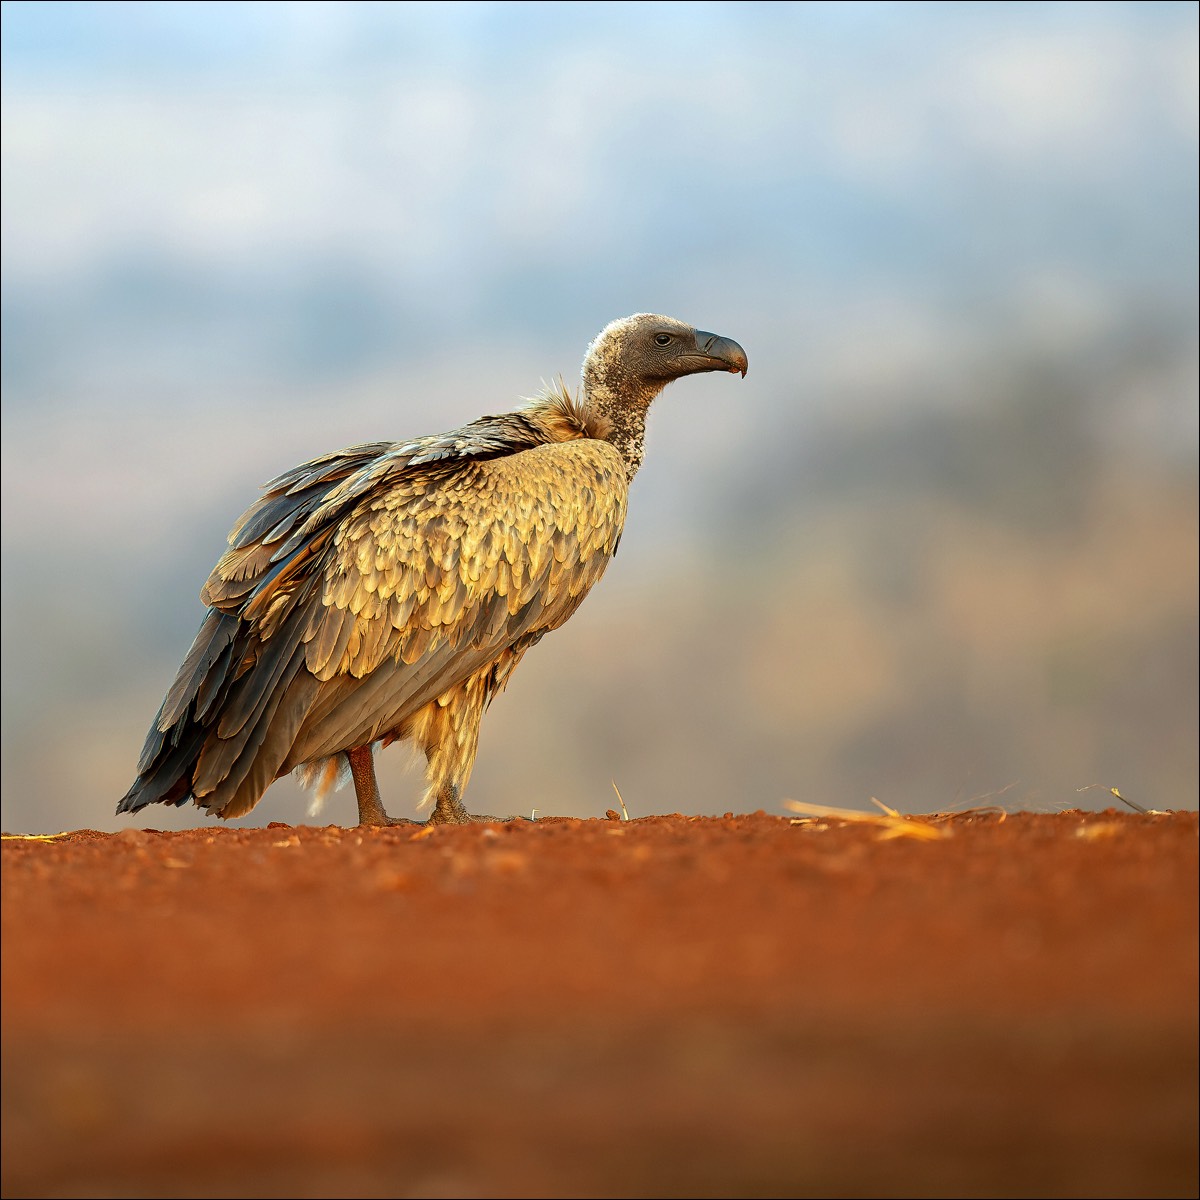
2,809,1196,1198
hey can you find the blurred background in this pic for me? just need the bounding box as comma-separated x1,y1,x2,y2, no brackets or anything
1,0,1196,833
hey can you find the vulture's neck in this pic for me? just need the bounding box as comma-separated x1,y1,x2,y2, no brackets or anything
581,359,666,481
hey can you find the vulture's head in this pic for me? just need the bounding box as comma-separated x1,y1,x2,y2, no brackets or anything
579,313,747,478
583,314,748,397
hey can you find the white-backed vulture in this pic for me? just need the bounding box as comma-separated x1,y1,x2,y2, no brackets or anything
117,314,748,826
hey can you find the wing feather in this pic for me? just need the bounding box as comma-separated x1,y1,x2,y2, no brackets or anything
194,637,237,722
193,639,307,799
204,669,321,818
158,611,239,730
216,612,310,739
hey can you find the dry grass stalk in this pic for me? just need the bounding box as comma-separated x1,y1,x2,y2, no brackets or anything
784,799,947,840
1075,785,1154,814
611,781,630,821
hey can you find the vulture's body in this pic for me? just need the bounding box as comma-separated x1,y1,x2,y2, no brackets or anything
119,315,747,826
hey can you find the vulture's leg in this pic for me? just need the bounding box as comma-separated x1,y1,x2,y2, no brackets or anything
424,740,495,824
416,680,486,824
429,781,472,825
428,780,525,825
348,744,416,827
421,680,529,824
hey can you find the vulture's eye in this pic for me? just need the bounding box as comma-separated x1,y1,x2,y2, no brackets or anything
654,333,672,346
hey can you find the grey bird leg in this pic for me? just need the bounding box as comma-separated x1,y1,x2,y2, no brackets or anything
349,745,517,826
348,745,416,827
428,781,529,825
430,782,472,825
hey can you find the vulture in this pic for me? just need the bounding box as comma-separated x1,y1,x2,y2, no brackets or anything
118,314,748,827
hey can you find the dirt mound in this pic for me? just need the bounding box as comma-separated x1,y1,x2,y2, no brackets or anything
3,809,1196,1198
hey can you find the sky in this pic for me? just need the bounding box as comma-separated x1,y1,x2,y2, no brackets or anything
1,1,1196,831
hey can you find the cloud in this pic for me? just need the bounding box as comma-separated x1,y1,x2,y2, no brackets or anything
3,3,1195,285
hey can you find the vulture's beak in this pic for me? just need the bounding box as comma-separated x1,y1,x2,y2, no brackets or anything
688,330,748,377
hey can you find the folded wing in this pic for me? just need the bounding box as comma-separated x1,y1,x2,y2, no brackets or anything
119,409,627,819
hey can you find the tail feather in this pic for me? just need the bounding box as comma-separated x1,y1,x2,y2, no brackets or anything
119,719,208,813
202,669,320,819
193,641,306,799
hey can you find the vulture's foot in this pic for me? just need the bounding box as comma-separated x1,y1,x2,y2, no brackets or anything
428,811,534,824
353,789,419,827
428,784,533,825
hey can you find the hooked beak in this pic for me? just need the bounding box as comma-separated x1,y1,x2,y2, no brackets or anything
685,329,748,377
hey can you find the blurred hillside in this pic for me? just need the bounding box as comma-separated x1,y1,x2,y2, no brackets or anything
1,1,1196,831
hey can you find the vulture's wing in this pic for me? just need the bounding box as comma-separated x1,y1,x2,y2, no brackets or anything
140,421,628,815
